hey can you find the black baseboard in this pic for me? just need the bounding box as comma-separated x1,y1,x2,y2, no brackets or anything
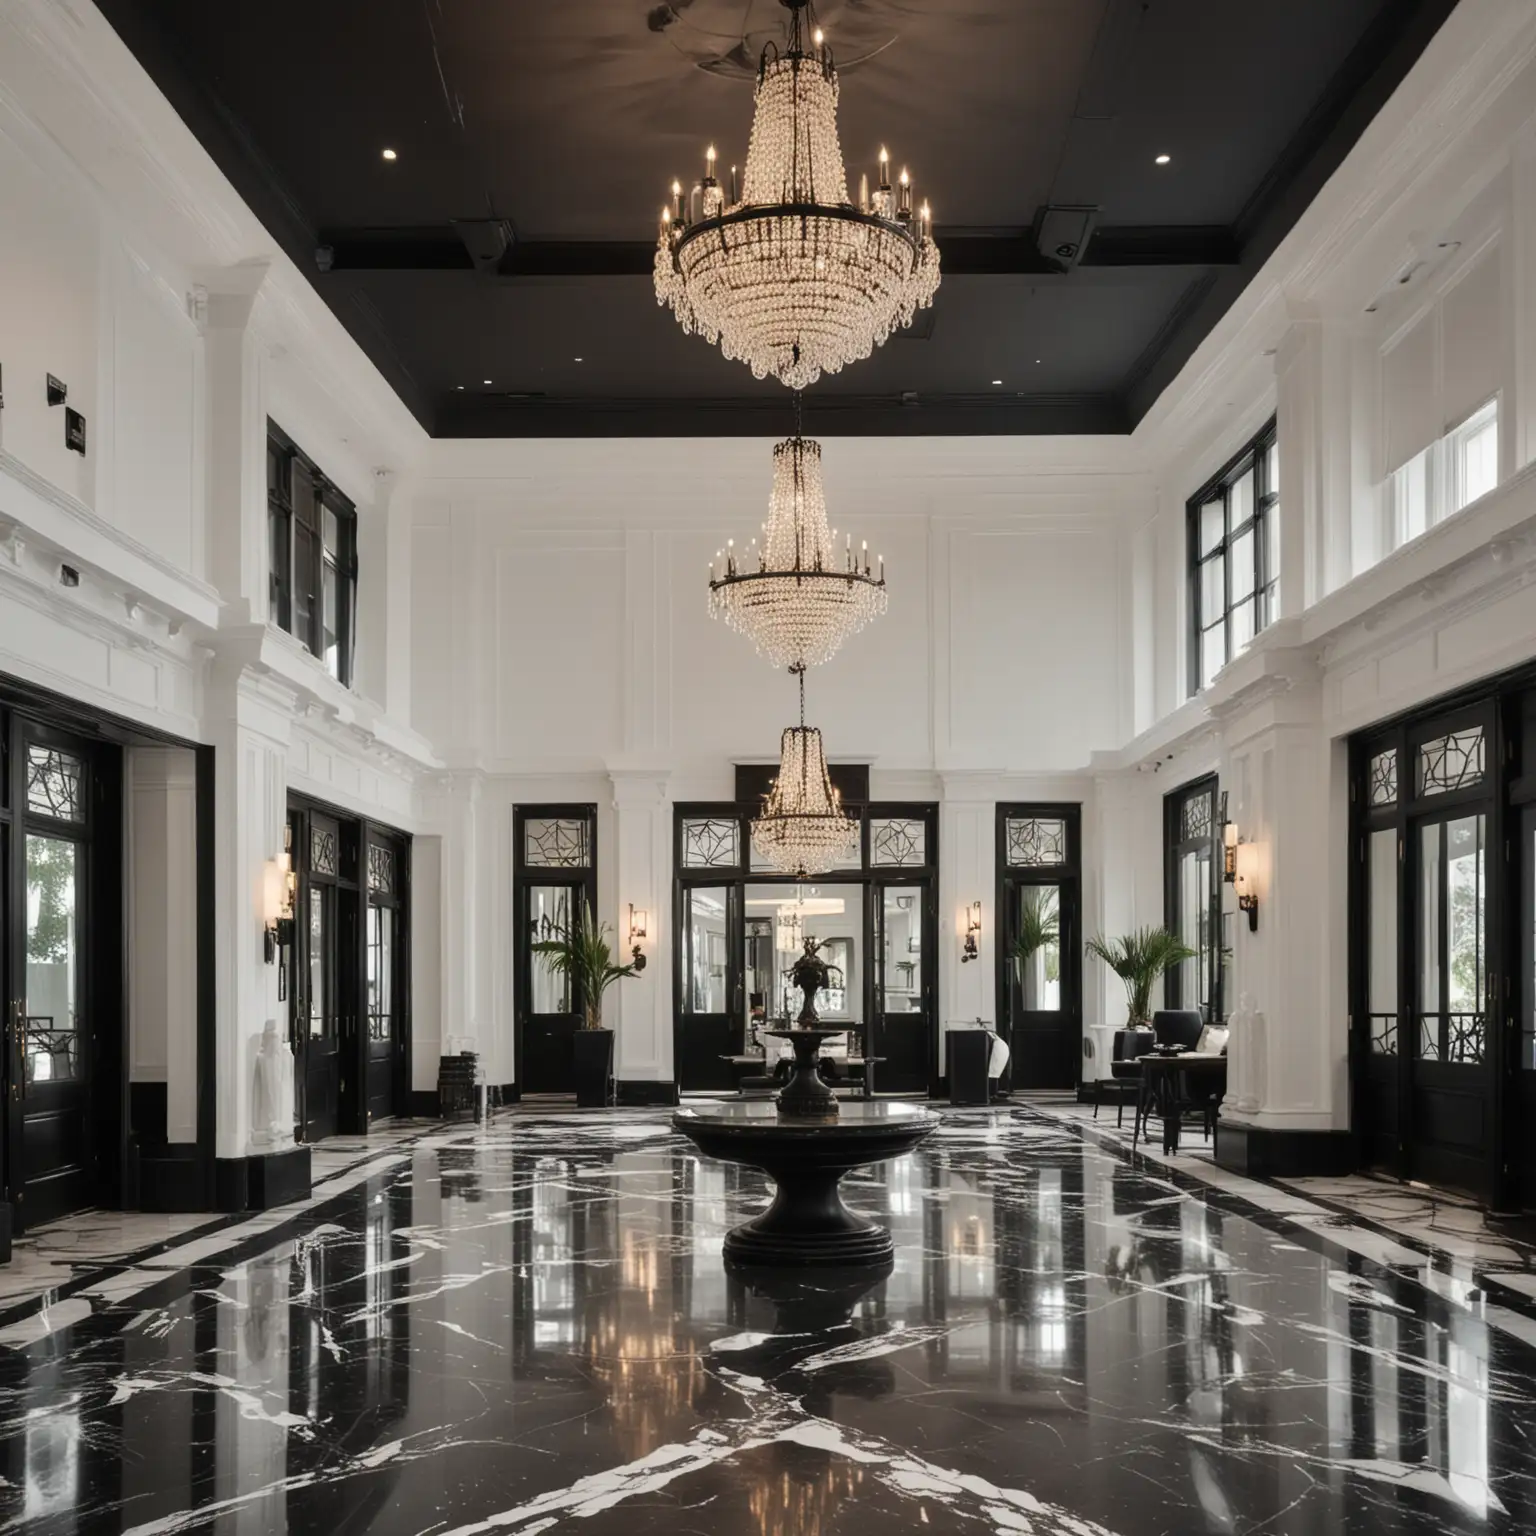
498,1083,521,1104
138,1150,207,1213
129,1081,169,1147
616,1080,680,1107
409,1090,441,1119
1215,1121,1356,1178
215,1146,313,1213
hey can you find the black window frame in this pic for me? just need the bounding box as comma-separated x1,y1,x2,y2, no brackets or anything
1187,417,1278,697
267,422,358,687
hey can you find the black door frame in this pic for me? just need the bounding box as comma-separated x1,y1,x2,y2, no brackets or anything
995,803,1082,1090
0,672,216,1230
513,803,598,1096
672,798,940,1096
287,791,413,1139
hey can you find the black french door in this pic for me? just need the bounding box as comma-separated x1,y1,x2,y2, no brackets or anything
293,809,346,1141
678,883,741,1093
870,882,933,1093
6,724,121,1227
365,832,407,1121
1353,698,1504,1199
514,806,597,1096
996,805,1081,1090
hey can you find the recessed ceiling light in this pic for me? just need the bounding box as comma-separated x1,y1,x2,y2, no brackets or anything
1035,357,1042,364
1155,153,1171,165
574,356,584,363
991,379,1002,386
483,378,492,385
382,147,398,161
456,384,464,391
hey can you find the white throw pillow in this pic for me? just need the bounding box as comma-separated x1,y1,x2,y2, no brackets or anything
1196,1025,1229,1056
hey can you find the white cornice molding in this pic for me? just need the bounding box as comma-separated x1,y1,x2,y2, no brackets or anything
0,451,221,631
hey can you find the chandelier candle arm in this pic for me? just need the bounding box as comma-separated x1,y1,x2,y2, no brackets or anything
654,0,940,391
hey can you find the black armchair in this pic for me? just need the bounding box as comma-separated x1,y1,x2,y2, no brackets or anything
1152,1009,1204,1050
1101,1027,1154,1127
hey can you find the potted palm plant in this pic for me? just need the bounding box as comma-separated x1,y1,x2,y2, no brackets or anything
531,899,640,1108
1009,889,1060,1011
1085,926,1198,1032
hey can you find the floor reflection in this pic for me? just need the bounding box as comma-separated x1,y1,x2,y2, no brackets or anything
0,1111,1532,1533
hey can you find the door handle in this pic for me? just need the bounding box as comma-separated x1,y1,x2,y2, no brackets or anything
8,1000,24,1101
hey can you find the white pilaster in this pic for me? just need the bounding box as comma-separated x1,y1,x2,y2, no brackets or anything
198,264,270,627
939,774,995,1068
1214,661,1346,1132
207,659,295,1159
609,768,674,1083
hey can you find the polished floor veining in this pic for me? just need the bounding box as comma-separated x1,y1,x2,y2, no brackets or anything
2,1108,1534,1534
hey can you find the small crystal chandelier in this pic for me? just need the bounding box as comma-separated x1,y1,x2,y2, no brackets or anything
751,664,861,878
654,0,940,391
709,412,886,669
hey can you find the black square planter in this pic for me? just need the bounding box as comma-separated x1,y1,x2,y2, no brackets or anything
573,1029,615,1109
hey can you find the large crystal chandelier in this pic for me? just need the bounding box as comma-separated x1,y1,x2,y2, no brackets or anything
709,424,886,669
654,0,940,391
751,665,860,877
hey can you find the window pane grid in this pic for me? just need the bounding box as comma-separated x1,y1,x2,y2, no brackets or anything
268,425,358,687
1188,419,1277,695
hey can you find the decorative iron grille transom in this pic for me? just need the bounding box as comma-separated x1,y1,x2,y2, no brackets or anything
870,818,925,868
682,818,740,869
1418,729,1485,797
310,827,338,876
1182,793,1213,841
1368,749,1398,807
25,746,84,822
524,817,591,869
368,845,395,895
1006,817,1066,868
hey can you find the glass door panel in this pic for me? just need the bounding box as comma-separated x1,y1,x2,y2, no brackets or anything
24,837,80,1085
678,885,738,1092
302,880,339,1141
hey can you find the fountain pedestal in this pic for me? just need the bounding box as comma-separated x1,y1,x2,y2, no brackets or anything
761,1026,845,1118
673,1100,938,1267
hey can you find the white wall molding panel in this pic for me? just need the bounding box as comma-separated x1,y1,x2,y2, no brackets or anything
608,768,675,1087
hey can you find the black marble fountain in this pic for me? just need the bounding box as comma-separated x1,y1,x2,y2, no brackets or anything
673,937,937,1267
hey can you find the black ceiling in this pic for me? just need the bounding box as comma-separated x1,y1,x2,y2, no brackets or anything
97,0,1456,437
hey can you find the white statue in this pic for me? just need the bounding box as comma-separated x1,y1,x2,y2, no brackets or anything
250,1018,296,1153
1229,991,1262,1113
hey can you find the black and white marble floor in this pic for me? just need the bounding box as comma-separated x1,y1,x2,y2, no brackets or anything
2,1106,1534,1534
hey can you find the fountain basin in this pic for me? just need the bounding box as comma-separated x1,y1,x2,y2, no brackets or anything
674,1099,939,1267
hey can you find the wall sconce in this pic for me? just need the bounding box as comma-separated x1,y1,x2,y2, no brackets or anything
1234,842,1260,931
1221,798,1238,884
628,904,649,972
961,901,982,963
262,852,296,964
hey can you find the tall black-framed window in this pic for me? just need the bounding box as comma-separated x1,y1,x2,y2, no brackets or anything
267,423,358,687
514,804,598,1096
1164,776,1223,1023
1188,417,1278,695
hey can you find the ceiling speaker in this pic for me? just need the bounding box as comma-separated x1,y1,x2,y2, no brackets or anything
1033,205,1100,273
453,219,514,275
